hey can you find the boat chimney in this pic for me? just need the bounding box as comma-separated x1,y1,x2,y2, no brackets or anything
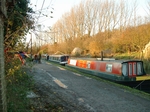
101,51,103,61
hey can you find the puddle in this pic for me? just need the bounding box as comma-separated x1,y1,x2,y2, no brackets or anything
27,91,39,98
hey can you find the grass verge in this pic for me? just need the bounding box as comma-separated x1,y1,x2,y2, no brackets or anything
6,61,34,112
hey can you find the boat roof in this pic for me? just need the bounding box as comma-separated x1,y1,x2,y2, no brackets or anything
70,57,143,63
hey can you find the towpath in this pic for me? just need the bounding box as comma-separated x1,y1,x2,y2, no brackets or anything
25,60,150,112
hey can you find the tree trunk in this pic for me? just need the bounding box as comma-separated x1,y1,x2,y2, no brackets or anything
0,18,7,112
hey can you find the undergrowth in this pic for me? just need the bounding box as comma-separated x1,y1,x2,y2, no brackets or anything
6,59,34,112
143,59,150,74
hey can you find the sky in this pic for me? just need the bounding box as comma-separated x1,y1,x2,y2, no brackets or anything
29,0,82,29
27,0,82,42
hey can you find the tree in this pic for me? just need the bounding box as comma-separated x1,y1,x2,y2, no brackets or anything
4,0,34,52
3,2,34,110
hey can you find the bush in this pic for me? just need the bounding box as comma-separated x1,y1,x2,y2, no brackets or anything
143,59,150,74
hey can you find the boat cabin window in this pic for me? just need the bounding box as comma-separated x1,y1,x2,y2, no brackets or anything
137,62,142,75
122,61,144,77
106,64,112,72
60,56,69,62
122,63,128,76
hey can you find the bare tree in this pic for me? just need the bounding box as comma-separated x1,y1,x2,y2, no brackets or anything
46,0,150,55
84,0,99,36
73,2,86,38
146,1,150,22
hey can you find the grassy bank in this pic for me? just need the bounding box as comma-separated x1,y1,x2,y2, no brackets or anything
6,60,34,112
